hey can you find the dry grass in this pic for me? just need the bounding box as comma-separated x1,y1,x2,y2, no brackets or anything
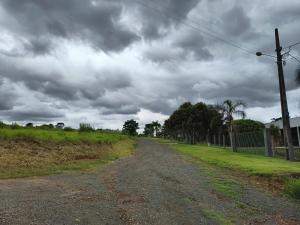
0,137,135,179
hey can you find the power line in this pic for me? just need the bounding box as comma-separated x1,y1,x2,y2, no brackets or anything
283,41,300,50
289,53,300,64
132,0,257,56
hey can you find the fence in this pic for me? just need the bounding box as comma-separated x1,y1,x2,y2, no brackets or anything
209,131,265,155
209,129,300,160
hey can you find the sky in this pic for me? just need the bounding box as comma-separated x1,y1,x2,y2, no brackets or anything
0,0,299,130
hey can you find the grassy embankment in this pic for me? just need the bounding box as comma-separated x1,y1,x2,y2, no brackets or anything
157,139,300,199
0,128,135,179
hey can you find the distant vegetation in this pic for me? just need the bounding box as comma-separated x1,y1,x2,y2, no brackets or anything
162,100,253,145
144,121,162,137
122,119,139,136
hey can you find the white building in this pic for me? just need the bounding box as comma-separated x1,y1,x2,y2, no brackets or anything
265,117,300,147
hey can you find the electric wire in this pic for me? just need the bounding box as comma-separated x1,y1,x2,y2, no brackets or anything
289,53,300,64
283,41,300,50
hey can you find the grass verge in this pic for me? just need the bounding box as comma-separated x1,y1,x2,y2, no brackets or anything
0,129,135,179
157,139,300,199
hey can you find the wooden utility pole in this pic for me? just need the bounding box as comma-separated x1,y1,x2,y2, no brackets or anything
275,28,295,161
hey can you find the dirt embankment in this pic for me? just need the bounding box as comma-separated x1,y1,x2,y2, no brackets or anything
0,138,131,179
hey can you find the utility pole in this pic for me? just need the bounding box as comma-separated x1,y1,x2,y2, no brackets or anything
274,28,295,161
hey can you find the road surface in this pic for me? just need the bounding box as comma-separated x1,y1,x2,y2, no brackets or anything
0,139,299,225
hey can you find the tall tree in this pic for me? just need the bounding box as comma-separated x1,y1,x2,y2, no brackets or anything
122,120,139,136
221,100,246,151
144,123,154,137
151,121,161,137
162,102,223,144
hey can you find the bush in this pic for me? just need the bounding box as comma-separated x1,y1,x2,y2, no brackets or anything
11,123,21,129
64,127,74,131
233,119,264,133
0,121,8,128
284,179,300,199
79,123,94,132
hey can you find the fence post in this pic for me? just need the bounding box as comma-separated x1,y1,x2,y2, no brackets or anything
264,128,273,157
230,132,237,152
206,134,210,146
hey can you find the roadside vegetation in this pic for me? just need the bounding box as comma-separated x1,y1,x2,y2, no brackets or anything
157,139,300,199
0,124,135,179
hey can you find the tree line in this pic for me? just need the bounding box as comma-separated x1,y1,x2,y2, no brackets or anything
162,100,262,145
122,100,264,146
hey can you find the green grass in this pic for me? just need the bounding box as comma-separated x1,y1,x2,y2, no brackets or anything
284,179,300,199
159,140,300,176
0,128,135,179
0,128,127,143
157,139,300,199
203,209,235,225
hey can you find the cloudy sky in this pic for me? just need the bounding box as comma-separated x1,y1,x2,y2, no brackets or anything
0,0,299,130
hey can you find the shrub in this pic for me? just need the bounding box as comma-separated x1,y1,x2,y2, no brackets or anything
11,123,21,129
79,123,94,132
0,121,8,128
26,123,33,128
64,127,74,131
284,179,300,199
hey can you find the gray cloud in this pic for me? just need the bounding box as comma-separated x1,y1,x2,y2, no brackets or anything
0,0,140,54
0,78,18,110
0,58,132,102
1,108,64,122
221,6,251,36
123,0,201,39
0,0,299,126
173,31,213,61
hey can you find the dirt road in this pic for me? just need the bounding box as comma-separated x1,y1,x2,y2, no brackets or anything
0,139,299,225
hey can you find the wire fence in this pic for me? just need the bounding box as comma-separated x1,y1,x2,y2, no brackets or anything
209,130,300,160
234,131,265,154
209,131,265,155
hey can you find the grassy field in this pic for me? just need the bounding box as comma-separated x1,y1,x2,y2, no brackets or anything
0,128,135,179
0,128,126,143
157,139,300,199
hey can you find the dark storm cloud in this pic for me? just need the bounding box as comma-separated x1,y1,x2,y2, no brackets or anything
221,6,251,36
122,0,201,39
0,59,132,102
0,79,18,110
24,38,54,56
173,31,213,61
0,0,139,54
1,108,64,121
101,105,140,115
143,30,213,63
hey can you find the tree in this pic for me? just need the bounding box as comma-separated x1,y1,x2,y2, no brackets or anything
144,123,154,137
232,119,264,133
26,123,33,128
79,123,94,132
151,121,161,137
221,100,246,131
162,102,223,144
221,100,246,151
122,120,139,136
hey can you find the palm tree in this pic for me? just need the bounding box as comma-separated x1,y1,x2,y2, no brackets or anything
151,121,161,137
221,100,246,151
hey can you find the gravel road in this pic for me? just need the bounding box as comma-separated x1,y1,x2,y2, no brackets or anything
0,139,299,225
